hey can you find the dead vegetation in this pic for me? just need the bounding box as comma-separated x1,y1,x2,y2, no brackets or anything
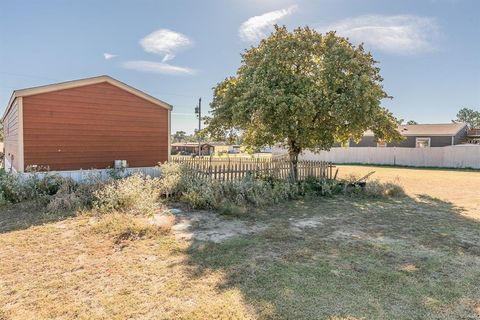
0,166,479,319
337,165,480,219
88,212,175,245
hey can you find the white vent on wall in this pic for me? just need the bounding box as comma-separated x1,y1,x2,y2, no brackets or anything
114,160,128,169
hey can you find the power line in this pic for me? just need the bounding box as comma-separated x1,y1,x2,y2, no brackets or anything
0,71,61,81
0,71,205,99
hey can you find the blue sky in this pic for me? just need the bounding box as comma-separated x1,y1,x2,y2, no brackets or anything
1,0,479,134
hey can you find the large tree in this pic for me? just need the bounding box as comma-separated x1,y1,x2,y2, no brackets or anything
206,26,401,180
453,108,480,128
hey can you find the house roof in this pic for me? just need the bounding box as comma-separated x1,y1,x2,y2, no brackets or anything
364,123,467,137
209,142,228,146
171,143,213,147
2,75,173,121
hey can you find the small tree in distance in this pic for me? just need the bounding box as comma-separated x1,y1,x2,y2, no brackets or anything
205,26,401,180
172,131,187,143
453,108,480,128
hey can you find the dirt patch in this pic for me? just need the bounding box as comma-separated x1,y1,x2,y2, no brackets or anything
290,216,323,230
289,214,338,231
328,229,404,245
171,209,268,243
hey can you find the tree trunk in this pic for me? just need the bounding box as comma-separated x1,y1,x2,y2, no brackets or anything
289,149,300,182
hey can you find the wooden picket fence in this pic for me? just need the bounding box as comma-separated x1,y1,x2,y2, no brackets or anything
170,156,335,181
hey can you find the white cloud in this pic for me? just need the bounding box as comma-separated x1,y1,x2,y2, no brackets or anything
319,15,439,55
239,5,298,42
162,54,175,63
140,29,192,62
124,29,195,76
122,60,196,75
103,53,117,60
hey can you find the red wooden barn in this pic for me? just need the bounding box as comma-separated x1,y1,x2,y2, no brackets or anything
2,75,172,172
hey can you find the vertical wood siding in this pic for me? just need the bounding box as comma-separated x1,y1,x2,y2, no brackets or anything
3,100,19,171
23,82,169,171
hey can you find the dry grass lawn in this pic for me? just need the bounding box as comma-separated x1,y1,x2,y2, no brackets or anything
0,206,254,320
336,165,480,219
1,166,480,319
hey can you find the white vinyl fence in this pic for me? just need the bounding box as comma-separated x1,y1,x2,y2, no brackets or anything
274,146,480,169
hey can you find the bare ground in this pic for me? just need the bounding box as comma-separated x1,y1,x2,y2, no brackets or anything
1,166,480,319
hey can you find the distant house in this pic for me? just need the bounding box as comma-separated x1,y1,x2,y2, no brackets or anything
171,143,246,155
2,75,172,173
171,142,243,155
466,128,480,144
350,123,469,148
209,142,231,154
171,143,214,155
209,143,243,154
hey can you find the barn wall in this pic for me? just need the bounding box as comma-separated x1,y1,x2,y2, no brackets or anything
22,82,169,171
3,98,21,171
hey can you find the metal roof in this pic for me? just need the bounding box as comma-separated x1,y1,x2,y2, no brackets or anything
2,75,173,121
364,123,467,137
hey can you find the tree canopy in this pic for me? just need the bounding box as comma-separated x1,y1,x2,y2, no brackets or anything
171,131,200,143
397,119,418,125
206,26,401,179
453,108,480,128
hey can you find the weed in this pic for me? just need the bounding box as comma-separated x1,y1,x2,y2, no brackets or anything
217,202,249,217
93,173,162,216
89,212,169,243
364,179,405,198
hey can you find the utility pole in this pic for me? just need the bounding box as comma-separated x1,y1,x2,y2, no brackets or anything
195,98,202,156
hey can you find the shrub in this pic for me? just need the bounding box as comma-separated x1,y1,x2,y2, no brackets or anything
364,179,405,198
159,163,346,210
24,173,67,198
0,173,26,204
271,178,301,200
46,192,83,213
0,172,88,209
73,179,103,208
294,177,343,197
44,174,104,213
213,175,286,207
179,174,216,209
181,188,215,209
217,201,248,217
93,173,162,215
160,168,304,210
158,162,188,198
